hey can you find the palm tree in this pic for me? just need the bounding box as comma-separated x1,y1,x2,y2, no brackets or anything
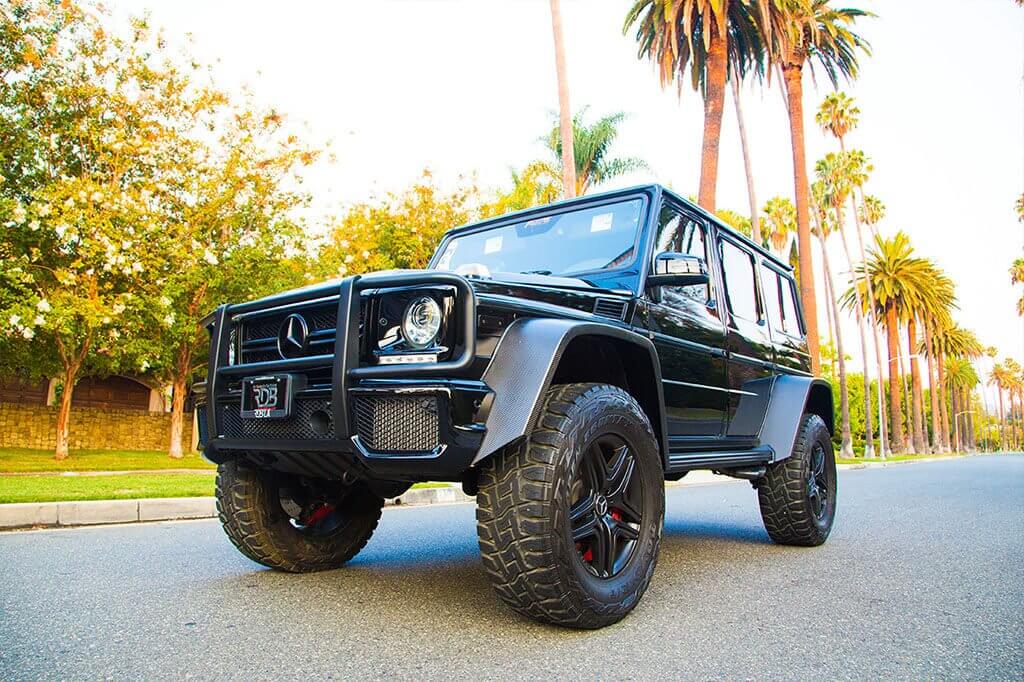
945,357,979,452
549,0,577,198
732,78,762,245
989,362,1009,450
858,194,885,241
624,0,764,212
810,181,853,457
762,196,795,255
1006,358,1024,449
935,325,984,450
815,91,860,146
1011,257,1024,316
847,232,931,453
754,0,871,378
545,108,647,196
917,263,956,452
815,152,877,456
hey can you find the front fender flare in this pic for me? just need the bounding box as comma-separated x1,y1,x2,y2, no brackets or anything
473,318,668,465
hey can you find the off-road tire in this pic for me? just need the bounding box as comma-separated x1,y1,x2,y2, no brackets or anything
757,413,836,546
476,383,664,629
215,461,383,572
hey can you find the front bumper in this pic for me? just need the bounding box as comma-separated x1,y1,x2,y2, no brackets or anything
194,273,488,481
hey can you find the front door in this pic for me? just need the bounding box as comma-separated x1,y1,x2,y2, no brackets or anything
716,236,776,437
646,203,728,437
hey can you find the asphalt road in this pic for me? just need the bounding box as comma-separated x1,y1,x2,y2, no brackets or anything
2,456,1022,681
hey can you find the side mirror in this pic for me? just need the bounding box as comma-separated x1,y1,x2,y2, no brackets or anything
647,252,709,287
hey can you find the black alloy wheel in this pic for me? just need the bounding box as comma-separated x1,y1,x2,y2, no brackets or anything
570,435,644,579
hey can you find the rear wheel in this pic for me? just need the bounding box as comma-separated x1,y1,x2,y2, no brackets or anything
215,461,383,572
476,383,664,629
757,414,836,546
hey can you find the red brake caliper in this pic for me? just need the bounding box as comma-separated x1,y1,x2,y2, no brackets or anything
303,503,334,527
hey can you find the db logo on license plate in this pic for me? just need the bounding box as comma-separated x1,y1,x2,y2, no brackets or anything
241,375,292,419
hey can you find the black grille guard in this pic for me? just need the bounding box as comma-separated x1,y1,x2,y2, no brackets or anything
203,271,477,449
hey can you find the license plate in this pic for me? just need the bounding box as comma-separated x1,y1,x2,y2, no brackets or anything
241,375,293,419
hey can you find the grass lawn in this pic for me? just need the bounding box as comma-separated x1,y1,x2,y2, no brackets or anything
835,453,958,465
0,472,216,503
0,448,215,473
0,470,449,504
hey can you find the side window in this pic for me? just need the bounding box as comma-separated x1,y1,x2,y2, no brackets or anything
760,265,784,333
653,206,711,302
780,276,803,336
720,240,759,322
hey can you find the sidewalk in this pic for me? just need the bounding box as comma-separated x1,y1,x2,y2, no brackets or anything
0,454,973,530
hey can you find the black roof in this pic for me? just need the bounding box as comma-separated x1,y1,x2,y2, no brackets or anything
444,183,792,271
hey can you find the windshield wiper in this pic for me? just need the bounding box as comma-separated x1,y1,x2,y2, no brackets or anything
519,269,553,275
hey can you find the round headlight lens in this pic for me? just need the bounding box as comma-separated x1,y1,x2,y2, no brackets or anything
402,296,442,349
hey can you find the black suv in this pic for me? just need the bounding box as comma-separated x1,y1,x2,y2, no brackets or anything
195,184,836,629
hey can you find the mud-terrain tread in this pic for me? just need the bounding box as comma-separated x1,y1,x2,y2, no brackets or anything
476,383,663,629
757,413,834,547
216,461,383,572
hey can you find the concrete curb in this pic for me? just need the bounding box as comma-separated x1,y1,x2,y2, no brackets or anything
0,454,986,530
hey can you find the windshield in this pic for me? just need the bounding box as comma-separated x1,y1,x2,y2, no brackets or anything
432,199,643,280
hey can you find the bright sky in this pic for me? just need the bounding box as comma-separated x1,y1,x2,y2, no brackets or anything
112,0,1024,378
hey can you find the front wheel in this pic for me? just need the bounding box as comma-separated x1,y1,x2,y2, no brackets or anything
757,413,837,546
215,461,383,572
475,383,664,629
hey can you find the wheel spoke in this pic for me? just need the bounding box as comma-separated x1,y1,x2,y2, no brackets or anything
812,447,825,478
594,517,616,577
605,444,635,499
582,443,606,492
569,491,596,523
571,511,599,542
612,490,643,524
614,519,640,542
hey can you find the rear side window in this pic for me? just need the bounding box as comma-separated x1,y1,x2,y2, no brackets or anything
720,240,759,322
760,266,784,332
780,276,803,336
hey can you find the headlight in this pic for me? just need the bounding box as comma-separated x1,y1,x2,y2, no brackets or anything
402,296,442,349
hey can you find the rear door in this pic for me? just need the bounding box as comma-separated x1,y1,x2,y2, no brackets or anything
646,202,729,437
759,261,812,375
716,235,775,437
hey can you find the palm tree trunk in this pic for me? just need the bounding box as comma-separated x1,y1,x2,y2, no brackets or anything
937,354,951,451
924,322,942,452
816,230,852,457
850,217,889,457
965,388,976,450
907,317,927,453
698,26,729,212
781,62,820,376
951,386,960,452
897,339,914,453
996,388,1005,450
834,215,875,458
731,77,760,245
885,304,904,451
548,0,576,199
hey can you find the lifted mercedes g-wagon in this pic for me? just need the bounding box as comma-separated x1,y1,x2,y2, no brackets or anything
195,184,836,629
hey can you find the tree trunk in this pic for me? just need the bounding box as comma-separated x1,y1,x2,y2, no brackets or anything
937,354,951,451
698,26,728,213
965,388,976,450
924,321,942,452
996,389,1005,450
548,0,576,198
907,319,926,452
885,304,904,451
950,386,960,452
731,77,760,245
896,335,914,453
815,230,851,456
167,346,193,459
833,215,874,458
781,63,820,376
54,365,80,461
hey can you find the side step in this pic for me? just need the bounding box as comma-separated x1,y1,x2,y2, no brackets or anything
666,446,774,473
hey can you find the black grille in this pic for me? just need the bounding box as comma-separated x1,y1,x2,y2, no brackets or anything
218,399,335,440
241,304,338,342
352,395,440,452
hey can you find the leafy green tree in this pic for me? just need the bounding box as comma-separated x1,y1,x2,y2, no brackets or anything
545,108,646,196
319,172,478,277
0,3,177,459
481,162,561,218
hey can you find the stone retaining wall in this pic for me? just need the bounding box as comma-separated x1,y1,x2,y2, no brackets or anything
0,402,194,451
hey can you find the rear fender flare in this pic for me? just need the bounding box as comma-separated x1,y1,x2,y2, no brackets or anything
473,318,668,465
759,375,834,462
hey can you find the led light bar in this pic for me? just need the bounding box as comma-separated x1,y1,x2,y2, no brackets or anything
377,353,439,365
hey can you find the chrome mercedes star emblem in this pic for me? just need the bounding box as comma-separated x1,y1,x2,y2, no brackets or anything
277,313,309,358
